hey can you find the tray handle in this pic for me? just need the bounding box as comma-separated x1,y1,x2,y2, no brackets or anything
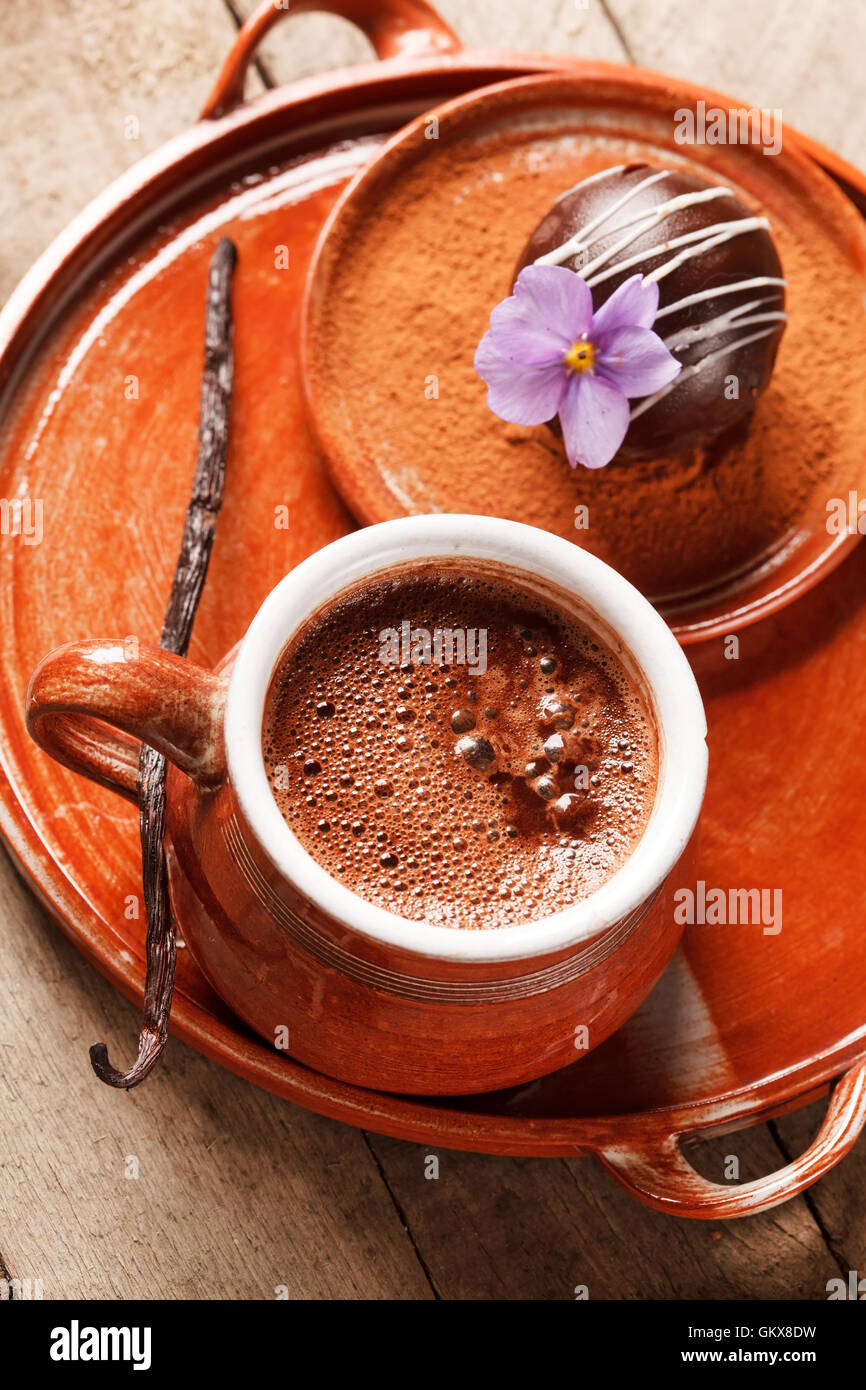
201,0,462,120
597,1058,866,1219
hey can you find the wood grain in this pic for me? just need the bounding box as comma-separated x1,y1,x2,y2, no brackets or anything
0,0,863,1300
0,0,260,301
367,1126,843,1299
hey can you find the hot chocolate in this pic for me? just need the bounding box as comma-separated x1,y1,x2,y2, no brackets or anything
262,563,658,929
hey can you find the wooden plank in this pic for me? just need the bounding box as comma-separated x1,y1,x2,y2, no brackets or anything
0,0,262,302
367,1125,842,1299
0,855,433,1299
606,0,866,169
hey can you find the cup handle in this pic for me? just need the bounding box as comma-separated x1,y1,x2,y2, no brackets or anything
200,0,462,120
25,639,227,805
597,1059,866,1219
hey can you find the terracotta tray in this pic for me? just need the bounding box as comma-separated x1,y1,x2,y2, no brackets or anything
2,0,866,1219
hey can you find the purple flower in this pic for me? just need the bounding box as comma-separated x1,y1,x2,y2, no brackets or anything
474,266,682,470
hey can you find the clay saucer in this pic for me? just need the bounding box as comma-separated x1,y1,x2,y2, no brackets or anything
303,74,866,642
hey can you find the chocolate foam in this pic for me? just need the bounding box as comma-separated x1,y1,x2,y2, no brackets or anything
262,563,658,930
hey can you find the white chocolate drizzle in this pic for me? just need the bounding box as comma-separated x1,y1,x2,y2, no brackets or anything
578,187,731,281
663,297,787,352
533,168,668,268
588,216,773,288
654,275,786,320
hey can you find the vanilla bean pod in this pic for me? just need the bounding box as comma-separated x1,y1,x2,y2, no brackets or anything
91,237,237,1088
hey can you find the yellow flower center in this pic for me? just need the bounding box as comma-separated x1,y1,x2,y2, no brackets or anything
563,338,596,375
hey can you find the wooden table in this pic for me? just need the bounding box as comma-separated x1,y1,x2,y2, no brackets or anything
0,0,863,1300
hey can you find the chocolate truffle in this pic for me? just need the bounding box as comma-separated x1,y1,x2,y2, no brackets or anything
516,164,787,459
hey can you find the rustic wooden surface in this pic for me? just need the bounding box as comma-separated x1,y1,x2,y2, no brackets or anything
0,0,864,1300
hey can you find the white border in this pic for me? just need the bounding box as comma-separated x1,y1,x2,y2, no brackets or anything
225,516,707,964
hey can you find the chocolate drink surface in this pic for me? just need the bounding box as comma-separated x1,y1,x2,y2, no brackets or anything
262,563,658,929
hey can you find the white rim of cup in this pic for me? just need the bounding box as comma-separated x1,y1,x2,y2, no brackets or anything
225,516,707,965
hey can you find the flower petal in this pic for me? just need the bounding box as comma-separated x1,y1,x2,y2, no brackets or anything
592,274,659,335
594,325,682,397
486,293,571,367
475,334,568,426
558,373,630,470
511,264,594,340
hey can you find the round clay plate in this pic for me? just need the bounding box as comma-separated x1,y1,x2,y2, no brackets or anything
1,50,866,1217
303,74,866,641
